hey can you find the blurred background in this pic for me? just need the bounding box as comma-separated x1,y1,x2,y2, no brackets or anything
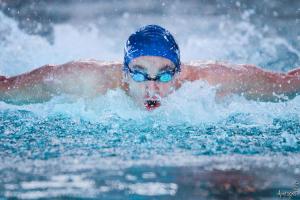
0,0,299,75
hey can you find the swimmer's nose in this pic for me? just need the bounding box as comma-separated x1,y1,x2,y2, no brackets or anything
146,81,159,93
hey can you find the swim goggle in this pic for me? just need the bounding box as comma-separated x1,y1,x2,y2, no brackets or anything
128,67,176,83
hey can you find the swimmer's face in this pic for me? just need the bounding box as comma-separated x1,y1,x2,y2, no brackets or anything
124,56,178,110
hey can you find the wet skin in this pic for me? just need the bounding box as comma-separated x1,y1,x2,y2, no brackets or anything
0,56,300,109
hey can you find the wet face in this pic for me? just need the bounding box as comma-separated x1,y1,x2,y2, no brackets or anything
124,56,179,110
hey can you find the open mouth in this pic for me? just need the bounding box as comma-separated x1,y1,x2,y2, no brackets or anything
144,100,161,110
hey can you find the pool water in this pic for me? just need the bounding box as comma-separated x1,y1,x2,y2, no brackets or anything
0,1,300,199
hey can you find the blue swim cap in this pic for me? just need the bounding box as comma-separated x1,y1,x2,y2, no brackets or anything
123,25,181,72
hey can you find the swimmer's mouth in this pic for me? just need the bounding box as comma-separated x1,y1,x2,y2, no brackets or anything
144,100,161,111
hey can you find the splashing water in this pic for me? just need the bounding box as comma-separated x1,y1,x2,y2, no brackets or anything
0,1,300,199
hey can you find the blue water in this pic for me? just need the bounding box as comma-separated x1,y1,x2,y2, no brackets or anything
0,1,300,199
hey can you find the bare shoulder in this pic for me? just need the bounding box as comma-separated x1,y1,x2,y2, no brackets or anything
179,61,212,81
58,59,123,72
180,60,249,81
53,59,124,93
26,59,124,95
182,61,298,77
185,60,276,74
51,59,123,83
180,60,276,83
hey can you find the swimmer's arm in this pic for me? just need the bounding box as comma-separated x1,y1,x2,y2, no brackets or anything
240,65,300,101
182,64,300,102
0,64,57,104
215,65,300,101
0,61,123,104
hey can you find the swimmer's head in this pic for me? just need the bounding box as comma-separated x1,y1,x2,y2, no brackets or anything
123,25,181,110
123,24,181,72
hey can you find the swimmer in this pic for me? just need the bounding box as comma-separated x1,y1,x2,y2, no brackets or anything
0,24,300,110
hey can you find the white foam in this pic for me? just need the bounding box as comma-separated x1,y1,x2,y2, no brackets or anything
0,80,299,126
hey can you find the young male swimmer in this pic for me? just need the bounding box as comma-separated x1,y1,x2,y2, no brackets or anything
0,25,300,110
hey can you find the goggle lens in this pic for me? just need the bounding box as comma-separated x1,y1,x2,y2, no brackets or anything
132,72,146,82
159,73,173,83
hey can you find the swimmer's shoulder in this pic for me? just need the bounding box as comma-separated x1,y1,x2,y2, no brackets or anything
180,60,213,81
183,60,219,68
181,60,226,78
183,61,267,79
53,59,123,78
180,60,257,82
63,59,123,70
183,60,251,70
